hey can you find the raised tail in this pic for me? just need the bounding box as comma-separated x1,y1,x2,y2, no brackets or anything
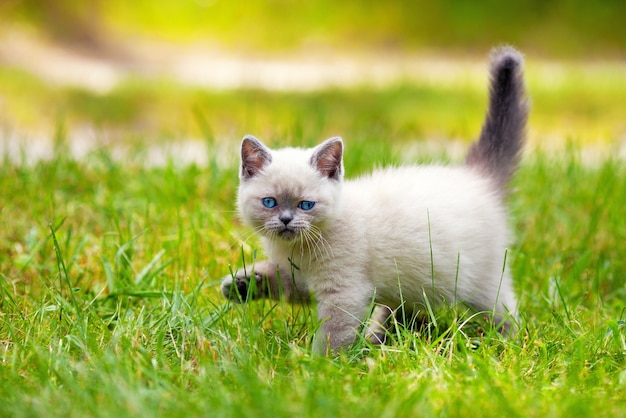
466,46,528,194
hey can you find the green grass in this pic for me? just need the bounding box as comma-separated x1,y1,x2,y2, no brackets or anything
1,62,625,149
1,128,625,416
2,3,625,414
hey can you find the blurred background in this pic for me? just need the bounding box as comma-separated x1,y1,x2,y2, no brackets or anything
1,0,625,162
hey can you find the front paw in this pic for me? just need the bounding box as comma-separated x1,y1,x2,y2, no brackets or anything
220,270,263,303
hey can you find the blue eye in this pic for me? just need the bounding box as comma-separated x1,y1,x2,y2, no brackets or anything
262,197,277,208
298,200,315,211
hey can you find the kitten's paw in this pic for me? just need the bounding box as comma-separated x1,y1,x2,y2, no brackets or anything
365,328,387,345
220,270,263,303
364,305,392,345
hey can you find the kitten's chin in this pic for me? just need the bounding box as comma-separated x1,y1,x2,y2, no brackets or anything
277,229,298,241
265,227,299,241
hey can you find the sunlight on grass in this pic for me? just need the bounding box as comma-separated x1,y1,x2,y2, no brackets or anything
1,137,625,417
1,3,624,415
1,60,625,153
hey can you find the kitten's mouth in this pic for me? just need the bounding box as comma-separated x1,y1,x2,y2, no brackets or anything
277,227,298,240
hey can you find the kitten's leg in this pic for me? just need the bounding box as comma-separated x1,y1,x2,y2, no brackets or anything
465,281,518,335
220,260,310,303
313,286,375,354
364,305,393,345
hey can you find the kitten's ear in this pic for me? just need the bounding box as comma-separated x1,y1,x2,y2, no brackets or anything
311,137,343,181
240,135,272,180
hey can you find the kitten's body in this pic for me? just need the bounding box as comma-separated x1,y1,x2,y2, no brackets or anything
222,47,528,353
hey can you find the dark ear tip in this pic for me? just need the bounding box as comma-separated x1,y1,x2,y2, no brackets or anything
242,134,260,145
311,136,344,180
241,135,268,155
326,136,344,153
240,134,271,180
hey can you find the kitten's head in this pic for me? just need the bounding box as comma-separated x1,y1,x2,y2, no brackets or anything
237,135,343,242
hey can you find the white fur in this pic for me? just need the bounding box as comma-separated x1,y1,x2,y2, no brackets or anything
226,143,517,353
223,46,527,353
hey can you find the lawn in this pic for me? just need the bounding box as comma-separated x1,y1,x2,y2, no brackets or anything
1,3,626,412
1,90,625,416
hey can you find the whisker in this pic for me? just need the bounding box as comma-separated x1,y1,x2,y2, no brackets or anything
309,224,333,259
303,229,317,265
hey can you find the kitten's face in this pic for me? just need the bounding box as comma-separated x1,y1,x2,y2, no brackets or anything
237,136,343,242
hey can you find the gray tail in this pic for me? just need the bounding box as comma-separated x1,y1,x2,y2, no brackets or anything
466,46,528,194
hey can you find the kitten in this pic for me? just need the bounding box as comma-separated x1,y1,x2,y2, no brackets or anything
221,46,528,354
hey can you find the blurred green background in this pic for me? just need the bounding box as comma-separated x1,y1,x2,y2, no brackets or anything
0,0,625,150
3,0,626,56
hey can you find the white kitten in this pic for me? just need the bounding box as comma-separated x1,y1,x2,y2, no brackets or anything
221,46,528,354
